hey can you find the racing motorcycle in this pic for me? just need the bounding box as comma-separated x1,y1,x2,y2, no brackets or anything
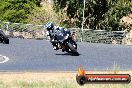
0,29,9,44
47,27,79,56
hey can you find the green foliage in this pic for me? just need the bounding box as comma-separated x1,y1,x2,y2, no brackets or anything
28,5,61,25
53,0,84,27
53,0,132,31
0,0,131,31
97,0,132,31
0,0,40,23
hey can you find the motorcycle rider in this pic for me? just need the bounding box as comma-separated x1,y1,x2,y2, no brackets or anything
45,22,59,50
45,22,79,55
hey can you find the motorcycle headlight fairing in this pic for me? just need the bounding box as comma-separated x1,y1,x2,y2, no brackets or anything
65,34,69,39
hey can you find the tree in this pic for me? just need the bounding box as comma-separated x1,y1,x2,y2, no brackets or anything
97,0,132,31
28,1,61,25
0,0,40,23
53,0,132,31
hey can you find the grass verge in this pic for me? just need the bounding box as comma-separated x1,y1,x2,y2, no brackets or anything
0,71,131,88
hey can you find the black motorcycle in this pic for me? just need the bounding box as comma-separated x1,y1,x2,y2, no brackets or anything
48,28,79,56
0,30,9,44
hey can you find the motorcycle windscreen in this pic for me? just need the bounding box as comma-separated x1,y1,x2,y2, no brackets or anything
54,29,67,42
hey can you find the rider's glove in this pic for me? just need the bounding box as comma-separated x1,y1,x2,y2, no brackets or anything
46,31,50,36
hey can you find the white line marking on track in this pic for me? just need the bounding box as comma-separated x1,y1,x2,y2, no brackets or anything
0,55,9,63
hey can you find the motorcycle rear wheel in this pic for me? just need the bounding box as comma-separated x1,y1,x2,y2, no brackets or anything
3,39,9,44
0,34,9,44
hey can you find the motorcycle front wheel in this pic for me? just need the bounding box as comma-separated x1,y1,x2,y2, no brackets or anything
67,42,79,56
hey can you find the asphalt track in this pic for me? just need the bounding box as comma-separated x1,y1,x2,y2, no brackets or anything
0,38,132,71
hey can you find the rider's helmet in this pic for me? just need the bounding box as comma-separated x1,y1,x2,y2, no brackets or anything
45,22,54,31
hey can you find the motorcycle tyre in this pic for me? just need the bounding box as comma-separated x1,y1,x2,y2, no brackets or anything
67,43,79,56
